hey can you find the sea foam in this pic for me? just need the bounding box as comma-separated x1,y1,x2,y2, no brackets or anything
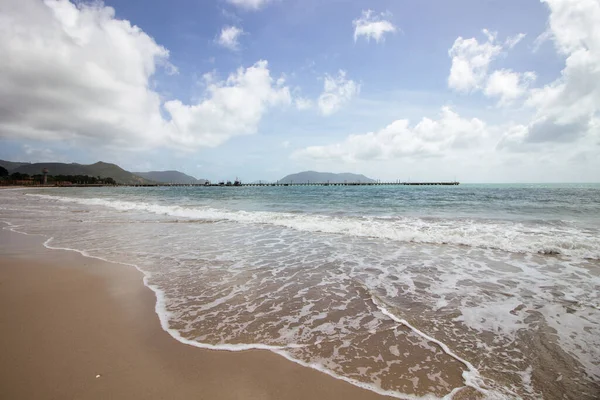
3,190,599,398
27,193,600,259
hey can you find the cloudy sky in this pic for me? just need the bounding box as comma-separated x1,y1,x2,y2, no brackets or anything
0,0,598,182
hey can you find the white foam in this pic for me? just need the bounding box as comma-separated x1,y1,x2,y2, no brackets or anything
370,295,519,399
147,267,458,400
25,194,600,259
0,227,461,400
539,303,600,381
454,298,527,339
6,192,598,398
1,220,40,236
516,366,537,396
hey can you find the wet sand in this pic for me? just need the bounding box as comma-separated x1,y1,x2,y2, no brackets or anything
0,229,389,400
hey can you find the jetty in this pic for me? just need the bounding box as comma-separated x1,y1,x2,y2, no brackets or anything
125,181,460,187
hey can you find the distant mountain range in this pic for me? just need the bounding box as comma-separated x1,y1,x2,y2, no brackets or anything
1,161,373,186
134,171,207,184
0,160,206,185
278,171,376,184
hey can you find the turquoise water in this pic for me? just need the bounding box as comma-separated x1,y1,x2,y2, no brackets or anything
45,182,600,221
38,184,600,256
1,184,599,399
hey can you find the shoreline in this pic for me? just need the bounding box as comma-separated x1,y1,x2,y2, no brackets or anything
0,228,390,400
1,186,599,400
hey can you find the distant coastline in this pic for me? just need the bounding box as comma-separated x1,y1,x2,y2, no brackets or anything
1,159,459,187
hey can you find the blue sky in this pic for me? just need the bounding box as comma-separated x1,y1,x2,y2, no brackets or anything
0,0,598,182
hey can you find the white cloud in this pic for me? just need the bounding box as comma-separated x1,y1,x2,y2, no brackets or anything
317,71,360,116
505,33,526,49
353,10,397,43
295,97,313,110
448,29,538,109
0,0,168,147
0,0,290,151
217,26,244,51
485,70,536,106
226,0,272,10
448,31,504,92
533,30,553,52
505,0,600,144
291,1,598,181
201,70,218,85
294,107,487,162
165,60,291,148
447,29,529,94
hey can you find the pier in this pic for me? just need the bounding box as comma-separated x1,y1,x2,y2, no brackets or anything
126,181,460,187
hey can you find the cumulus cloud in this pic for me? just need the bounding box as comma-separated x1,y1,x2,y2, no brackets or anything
447,29,530,94
164,60,291,148
448,30,504,92
294,107,487,162
503,0,600,145
317,71,360,116
448,29,538,109
526,117,589,143
216,26,244,51
226,0,272,10
0,0,290,150
497,117,589,151
527,0,600,125
485,70,536,106
353,10,397,43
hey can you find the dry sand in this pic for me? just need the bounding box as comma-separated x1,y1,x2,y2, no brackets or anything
0,228,388,400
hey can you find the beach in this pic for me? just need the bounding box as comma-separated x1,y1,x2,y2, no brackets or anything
1,0,599,397
0,228,389,400
1,185,599,399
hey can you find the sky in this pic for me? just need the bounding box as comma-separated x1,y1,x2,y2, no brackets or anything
0,0,599,183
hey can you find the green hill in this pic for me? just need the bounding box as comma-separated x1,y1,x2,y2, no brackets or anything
7,161,153,185
0,160,30,171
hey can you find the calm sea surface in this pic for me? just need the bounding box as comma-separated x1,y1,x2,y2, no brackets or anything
1,184,599,399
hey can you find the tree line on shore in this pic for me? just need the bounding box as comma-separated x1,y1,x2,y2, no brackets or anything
0,167,116,185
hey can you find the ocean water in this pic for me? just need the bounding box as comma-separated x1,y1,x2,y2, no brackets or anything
1,184,599,399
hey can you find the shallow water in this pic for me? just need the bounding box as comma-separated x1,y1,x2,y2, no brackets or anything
1,184,599,399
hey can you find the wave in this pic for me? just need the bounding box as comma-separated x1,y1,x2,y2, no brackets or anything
33,232,465,400
368,293,514,399
27,194,600,259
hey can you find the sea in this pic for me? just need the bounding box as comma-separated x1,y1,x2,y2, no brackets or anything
1,184,599,399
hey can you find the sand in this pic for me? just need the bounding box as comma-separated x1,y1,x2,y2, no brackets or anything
0,228,388,400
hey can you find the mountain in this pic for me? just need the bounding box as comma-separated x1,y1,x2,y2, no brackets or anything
0,160,30,171
134,170,207,184
278,171,376,184
7,161,152,185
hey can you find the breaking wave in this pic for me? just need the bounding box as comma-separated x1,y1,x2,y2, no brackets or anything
27,194,600,259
